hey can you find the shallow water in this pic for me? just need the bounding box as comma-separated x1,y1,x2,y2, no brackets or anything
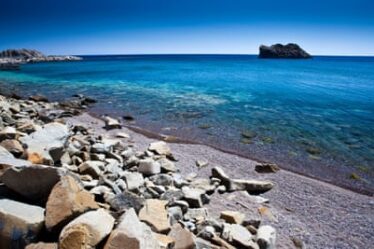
1,55,373,193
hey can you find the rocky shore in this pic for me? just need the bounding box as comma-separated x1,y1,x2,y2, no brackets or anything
0,49,82,70
0,94,278,249
0,93,373,249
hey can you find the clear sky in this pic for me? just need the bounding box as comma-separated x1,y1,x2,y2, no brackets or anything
0,0,373,55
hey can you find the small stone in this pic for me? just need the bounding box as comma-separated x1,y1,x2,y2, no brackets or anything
149,141,172,156
103,208,160,249
196,160,209,168
168,206,183,225
106,191,145,212
255,163,280,173
139,199,170,233
59,209,115,249
182,186,208,208
168,224,196,249
0,199,45,248
257,225,276,249
195,238,221,249
123,171,145,191
0,127,18,141
78,160,105,179
138,158,161,175
29,95,49,102
116,132,130,138
222,223,254,248
103,116,121,130
230,179,274,194
150,174,174,186
220,211,245,224
158,157,176,172
45,175,99,231
184,208,209,221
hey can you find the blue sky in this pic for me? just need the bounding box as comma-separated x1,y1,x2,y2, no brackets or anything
0,0,373,55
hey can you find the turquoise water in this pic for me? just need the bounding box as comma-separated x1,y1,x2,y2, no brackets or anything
1,55,373,193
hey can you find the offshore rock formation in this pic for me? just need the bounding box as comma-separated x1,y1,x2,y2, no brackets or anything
0,49,82,70
259,43,312,59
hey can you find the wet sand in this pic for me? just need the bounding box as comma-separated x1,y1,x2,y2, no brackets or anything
66,112,374,249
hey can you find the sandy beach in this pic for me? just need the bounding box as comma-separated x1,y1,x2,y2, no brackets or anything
65,112,374,249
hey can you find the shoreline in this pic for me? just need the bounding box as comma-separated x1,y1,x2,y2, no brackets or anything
66,111,374,248
88,110,374,196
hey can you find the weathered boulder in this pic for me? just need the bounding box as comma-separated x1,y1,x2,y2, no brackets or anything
259,43,311,59
104,208,160,249
45,175,99,231
20,122,70,165
0,199,45,249
1,165,66,200
139,199,170,233
168,224,196,249
257,225,276,249
25,242,58,249
59,209,115,249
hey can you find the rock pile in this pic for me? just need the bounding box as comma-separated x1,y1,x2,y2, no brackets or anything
0,93,277,249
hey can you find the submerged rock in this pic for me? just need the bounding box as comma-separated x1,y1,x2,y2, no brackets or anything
259,43,311,59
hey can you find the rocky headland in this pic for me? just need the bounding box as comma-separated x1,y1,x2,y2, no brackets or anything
258,44,312,59
0,49,82,70
0,92,372,249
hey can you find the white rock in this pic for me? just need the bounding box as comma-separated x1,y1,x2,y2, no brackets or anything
0,199,45,248
257,225,276,249
123,172,145,191
138,158,161,175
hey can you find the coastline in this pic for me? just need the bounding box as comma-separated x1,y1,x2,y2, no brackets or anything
88,110,374,196
66,111,374,248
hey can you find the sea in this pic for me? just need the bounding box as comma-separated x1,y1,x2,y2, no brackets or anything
1,54,373,194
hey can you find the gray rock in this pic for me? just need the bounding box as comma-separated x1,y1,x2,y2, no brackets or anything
259,43,311,59
0,199,45,249
78,160,105,179
138,158,161,175
255,163,280,173
123,172,145,191
0,145,31,168
103,208,160,249
158,157,176,173
184,208,209,221
106,191,145,212
148,141,172,156
103,116,121,130
182,186,208,208
257,225,276,249
222,223,255,248
20,122,70,165
168,206,183,225
150,174,174,186
0,127,18,141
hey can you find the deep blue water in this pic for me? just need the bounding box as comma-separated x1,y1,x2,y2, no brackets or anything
1,55,373,193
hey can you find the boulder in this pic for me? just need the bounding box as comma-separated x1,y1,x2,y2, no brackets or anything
259,43,311,59
148,141,172,156
257,225,276,249
138,158,161,175
158,157,176,172
20,122,70,165
59,209,115,249
182,186,207,208
1,165,66,201
168,224,196,249
0,145,31,172
139,199,170,233
220,211,245,224
25,243,58,249
0,199,45,249
104,208,160,249
106,191,145,212
45,175,99,231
